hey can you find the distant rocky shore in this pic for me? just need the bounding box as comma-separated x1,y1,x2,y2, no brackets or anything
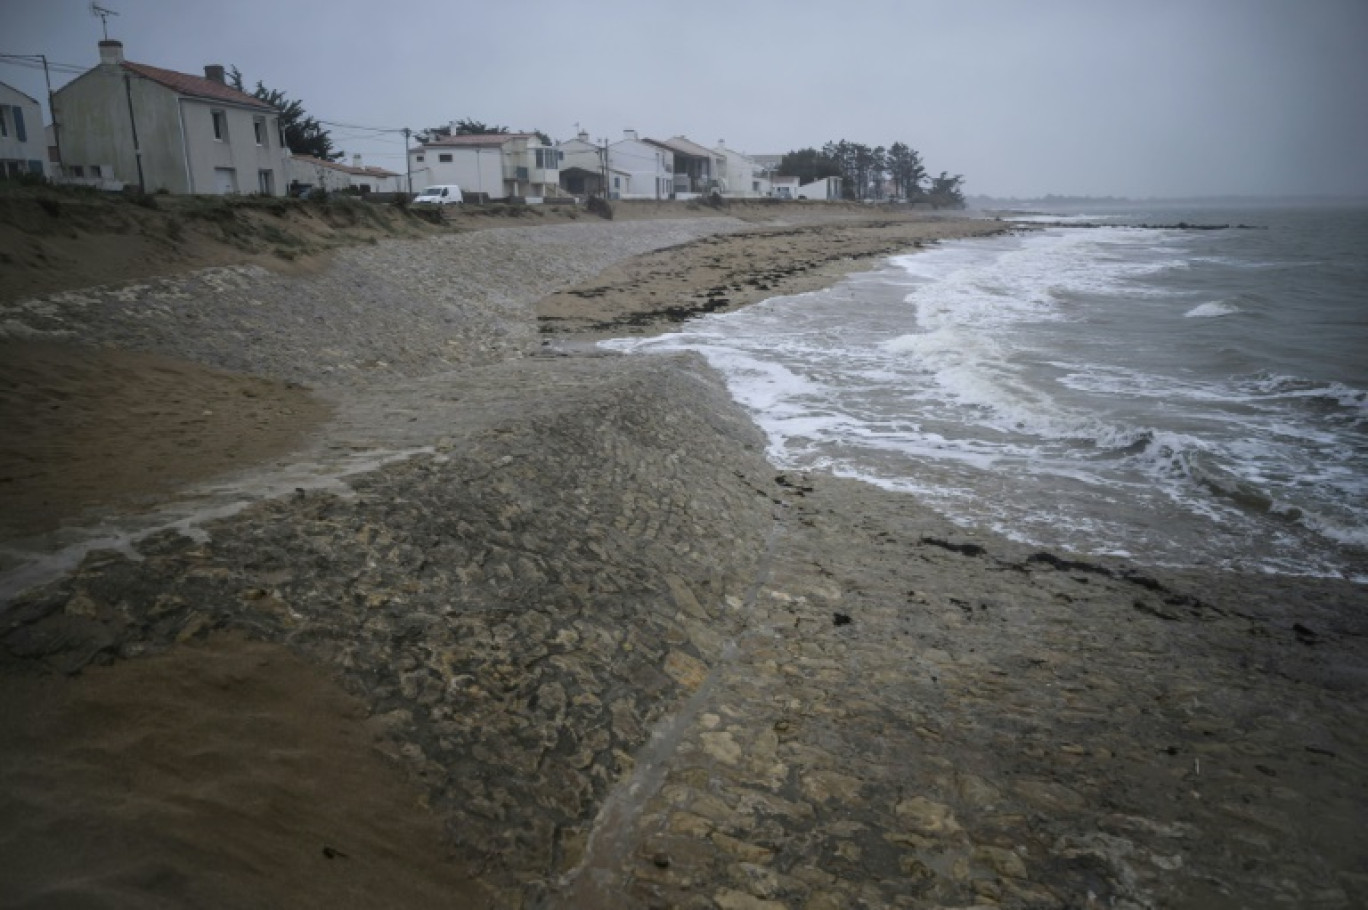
2,213,1364,909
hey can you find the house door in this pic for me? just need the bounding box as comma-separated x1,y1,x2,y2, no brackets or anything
257,169,274,195
214,167,238,194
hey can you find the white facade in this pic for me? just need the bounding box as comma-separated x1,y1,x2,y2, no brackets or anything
770,175,800,200
556,134,604,196
797,176,842,200
645,135,722,196
289,154,403,194
558,130,673,199
346,155,402,193
289,155,352,192
610,131,672,199
0,82,47,179
713,142,767,198
408,133,560,200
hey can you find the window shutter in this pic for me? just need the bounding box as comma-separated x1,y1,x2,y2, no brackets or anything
13,106,26,143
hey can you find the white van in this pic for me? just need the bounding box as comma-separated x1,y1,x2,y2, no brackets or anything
413,185,463,205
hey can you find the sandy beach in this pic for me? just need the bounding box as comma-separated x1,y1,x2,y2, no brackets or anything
1,202,1364,909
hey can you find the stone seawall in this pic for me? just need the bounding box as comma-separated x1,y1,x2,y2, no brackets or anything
2,353,783,904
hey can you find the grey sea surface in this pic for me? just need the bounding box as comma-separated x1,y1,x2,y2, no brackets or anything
607,204,1368,581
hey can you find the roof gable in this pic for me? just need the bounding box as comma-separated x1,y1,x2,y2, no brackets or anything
293,154,350,173
293,154,400,179
0,80,41,107
645,135,718,160
121,61,275,110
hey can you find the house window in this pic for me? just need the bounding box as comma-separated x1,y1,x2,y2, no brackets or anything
89,164,101,177
438,153,452,163
415,154,424,163
0,107,7,138
253,117,266,146
212,110,227,141
532,148,562,169
70,164,84,177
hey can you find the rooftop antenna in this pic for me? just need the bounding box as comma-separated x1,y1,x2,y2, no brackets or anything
90,2,119,40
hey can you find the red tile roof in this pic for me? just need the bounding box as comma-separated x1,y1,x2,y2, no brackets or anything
121,61,275,110
292,154,400,178
293,154,348,170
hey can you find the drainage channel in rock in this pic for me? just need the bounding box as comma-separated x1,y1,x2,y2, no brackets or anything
554,509,788,908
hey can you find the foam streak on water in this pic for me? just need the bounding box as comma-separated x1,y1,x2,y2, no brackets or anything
607,207,1368,580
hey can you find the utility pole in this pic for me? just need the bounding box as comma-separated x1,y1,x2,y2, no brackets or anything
38,55,60,173
122,70,144,191
403,127,412,194
599,137,608,199
0,54,62,171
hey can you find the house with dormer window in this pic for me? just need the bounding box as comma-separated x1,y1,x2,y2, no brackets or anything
52,40,290,194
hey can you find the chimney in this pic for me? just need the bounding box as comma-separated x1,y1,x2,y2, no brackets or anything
204,64,226,84
352,153,363,169
718,139,726,148
577,130,589,141
98,40,124,65
623,129,638,141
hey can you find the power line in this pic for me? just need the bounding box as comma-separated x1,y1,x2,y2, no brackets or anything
0,54,87,76
316,118,406,134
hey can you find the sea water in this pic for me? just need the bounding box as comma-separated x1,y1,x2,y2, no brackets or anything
605,205,1368,581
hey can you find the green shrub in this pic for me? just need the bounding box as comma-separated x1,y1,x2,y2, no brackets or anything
586,195,613,220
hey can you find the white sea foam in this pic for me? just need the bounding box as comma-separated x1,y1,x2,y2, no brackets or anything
605,212,1368,577
1003,213,1119,224
1185,300,1242,318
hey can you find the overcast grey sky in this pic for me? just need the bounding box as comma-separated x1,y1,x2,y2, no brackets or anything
3,0,1366,198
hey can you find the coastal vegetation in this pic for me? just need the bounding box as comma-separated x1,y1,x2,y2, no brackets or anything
226,67,342,162
779,139,965,206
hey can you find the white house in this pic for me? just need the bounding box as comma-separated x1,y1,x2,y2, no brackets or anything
644,135,722,197
52,40,290,194
797,176,843,200
288,155,352,193
557,129,672,199
0,81,47,179
346,155,402,193
408,132,560,201
556,131,609,196
290,153,404,195
609,130,672,199
769,175,800,200
713,141,768,198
